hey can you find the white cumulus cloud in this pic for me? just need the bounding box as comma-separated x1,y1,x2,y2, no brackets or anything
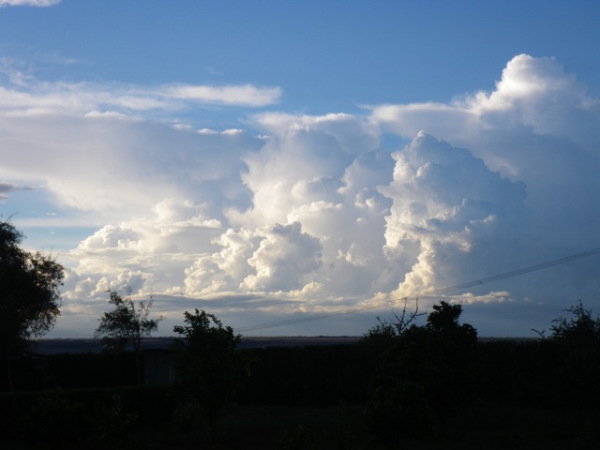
380,131,529,299
4,54,600,337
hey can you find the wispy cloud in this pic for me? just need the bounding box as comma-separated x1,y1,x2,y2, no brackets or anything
0,66,282,116
0,0,60,7
165,84,281,106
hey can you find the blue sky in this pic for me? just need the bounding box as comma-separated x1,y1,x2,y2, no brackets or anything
1,0,600,338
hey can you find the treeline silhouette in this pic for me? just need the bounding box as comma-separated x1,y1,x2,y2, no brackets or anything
1,301,600,448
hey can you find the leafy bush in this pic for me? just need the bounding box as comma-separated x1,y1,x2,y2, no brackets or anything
550,300,600,344
550,300,600,408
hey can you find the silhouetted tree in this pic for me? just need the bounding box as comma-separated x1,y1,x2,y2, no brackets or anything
0,221,64,390
365,300,478,442
172,309,244,442
363,299,424,344
426,300,478,344
549,300,600,408
550,300,600,344
95,290,162,384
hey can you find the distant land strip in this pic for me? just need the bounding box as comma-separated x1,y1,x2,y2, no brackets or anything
31,336,538,355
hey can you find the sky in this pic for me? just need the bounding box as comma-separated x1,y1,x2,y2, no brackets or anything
1,0,600,338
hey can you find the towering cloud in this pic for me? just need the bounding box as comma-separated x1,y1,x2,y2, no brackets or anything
2,54,599,336
380,131,528,299
372,54,600,249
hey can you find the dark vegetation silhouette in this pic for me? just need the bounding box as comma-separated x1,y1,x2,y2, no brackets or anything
364,301,478,441
171,309,246,443
2,299,600,448
0,221,64,391
550,299,600,343
547,300,600,410
1,223,599,447
95,290,162,384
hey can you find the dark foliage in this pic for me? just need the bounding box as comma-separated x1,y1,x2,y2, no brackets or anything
172,309,245,442
361,298,425,356
95,291,162,353
95,290,162,384
3,300,600,448
551,299,600,344
0,222,64,347
426,301,478,344
550,300,600,409
364,301,479,441
237,344,375,406
1,221,64,393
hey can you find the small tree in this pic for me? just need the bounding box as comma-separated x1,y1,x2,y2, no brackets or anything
426,301,477,344
550,300,600,344
549,301,600,408
365,300,478,442
367,298,424,339
1,221,64,390
95,290,162,384
362,298,424,357
172,309,243,442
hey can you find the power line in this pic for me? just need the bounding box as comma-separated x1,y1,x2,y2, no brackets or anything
236,246,600,333
431,247,600,295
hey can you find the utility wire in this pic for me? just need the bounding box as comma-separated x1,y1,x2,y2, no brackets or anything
235,246,600,333
431,247,600,295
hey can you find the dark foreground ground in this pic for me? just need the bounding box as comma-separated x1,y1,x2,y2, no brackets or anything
144,404,600,450
5,336,598,449
3,402,599,450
